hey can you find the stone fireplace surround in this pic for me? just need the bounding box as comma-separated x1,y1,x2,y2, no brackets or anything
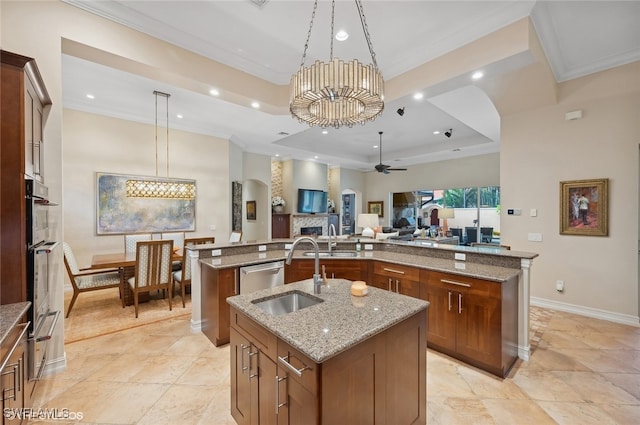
292,214,329,237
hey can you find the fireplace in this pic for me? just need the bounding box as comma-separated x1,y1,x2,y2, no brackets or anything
300,226,322,236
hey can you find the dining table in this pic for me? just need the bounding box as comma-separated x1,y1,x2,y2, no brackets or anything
91,249,182,306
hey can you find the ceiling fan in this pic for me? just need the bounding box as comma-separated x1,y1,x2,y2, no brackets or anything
374,131,407,174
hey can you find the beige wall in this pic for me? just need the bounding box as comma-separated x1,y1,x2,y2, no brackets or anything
501,62,640,321
63,109,230,266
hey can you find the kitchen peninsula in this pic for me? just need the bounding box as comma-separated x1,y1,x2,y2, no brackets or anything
227,278,428,424
190,238,537,377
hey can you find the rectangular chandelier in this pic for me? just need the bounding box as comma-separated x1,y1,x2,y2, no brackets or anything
126,179,196,199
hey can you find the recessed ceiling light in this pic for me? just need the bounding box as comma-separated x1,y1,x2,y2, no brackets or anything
373,145,379,148
433,130,440,135
86,94,95,99
176,114,183,119
251,101,260,109
335,30,349,41
209,88,219,96
413,92,424,100
322,130,328,134
314,156,319,159
275,153,280,157
472,71,484,80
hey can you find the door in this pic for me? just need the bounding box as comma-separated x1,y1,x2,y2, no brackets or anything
230,327,252,425
422,280,457,352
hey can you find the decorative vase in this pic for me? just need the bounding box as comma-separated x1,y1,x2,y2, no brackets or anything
273,205,284,213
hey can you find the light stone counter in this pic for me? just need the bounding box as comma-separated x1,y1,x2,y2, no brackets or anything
0,302,30,346
227,278,428,363
200,249,520,282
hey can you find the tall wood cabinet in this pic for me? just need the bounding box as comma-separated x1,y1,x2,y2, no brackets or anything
201,266,238,346
271,213,290,239
1,50,51,305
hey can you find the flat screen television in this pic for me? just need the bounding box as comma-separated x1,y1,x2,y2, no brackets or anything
297,189,328,214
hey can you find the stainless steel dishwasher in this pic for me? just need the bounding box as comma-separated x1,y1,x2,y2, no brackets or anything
239,261,285,294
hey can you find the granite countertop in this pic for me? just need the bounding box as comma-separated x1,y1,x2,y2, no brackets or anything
227,278,428,363
201,249,520,282
0,302,31,346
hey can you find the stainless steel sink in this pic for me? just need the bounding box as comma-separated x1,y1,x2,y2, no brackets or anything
251,290,324,316
302,250,359,258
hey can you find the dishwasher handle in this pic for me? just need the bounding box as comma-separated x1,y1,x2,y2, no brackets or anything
241,262,284,275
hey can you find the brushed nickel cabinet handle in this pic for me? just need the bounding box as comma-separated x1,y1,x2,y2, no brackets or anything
458,293,463,314
275,375,287,414
383,267,405,275
278,354,310,377
448,291,452,311
441,278,471,288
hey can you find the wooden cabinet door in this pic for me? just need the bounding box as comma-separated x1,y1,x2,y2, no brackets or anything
397,278,420,298
285,259,363,283
456,289,502,368
272,214,290,239
257,351,277,425
368,273,390,291
202,266,237,346
421,278,457,353
230,327,252,425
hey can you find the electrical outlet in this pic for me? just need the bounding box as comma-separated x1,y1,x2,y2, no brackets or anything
454,252,466,261
556,280,564,292
209,224,216,231
528,232,543,242
258,245,267,251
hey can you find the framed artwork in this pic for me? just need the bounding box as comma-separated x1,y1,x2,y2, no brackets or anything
368,201,384,217
96,172,195,235
560,178,608,236
246,200,256,220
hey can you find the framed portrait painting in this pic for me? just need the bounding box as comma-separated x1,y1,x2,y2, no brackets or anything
368,201,384,217
560,178,608,236
246,200,256,220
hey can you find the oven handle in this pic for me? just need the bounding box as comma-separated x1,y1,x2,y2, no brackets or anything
35,311,60,342
0,323,29,372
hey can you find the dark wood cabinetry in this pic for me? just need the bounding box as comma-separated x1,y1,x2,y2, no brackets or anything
201,266,238,346
271,214,290,239
420,270,518,377
230,306,426,425
1,323,29,425
1,50,51,306
370,261,421,298
284,258,365,283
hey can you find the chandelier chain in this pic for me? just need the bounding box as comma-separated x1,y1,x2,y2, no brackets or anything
299,0,319,68
330,0,335,61
355,0,378,69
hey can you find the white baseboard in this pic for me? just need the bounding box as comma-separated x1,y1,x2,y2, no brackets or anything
531,296,640,327
190,319,202,333
42,353,67,378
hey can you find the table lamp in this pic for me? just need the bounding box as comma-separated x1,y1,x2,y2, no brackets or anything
438,208,455,232
357,213,380,238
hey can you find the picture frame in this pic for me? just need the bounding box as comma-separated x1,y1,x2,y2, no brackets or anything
246,200,256,220
560,178,608,236
368,201,384,217
96,172,196,235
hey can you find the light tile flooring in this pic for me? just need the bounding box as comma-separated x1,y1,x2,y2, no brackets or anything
29,306,640,425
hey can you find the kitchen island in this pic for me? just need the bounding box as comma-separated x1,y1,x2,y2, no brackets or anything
227,278,428,425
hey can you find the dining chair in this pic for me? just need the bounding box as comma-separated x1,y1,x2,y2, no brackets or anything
128,240,174,318
62,242,121,318
480,227,494,243
161,231,186,271
172,237,216,307
229,231,242,243
464,227,478,245
124,233,152,254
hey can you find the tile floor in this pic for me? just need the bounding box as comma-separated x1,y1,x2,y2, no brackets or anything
28,306,640,425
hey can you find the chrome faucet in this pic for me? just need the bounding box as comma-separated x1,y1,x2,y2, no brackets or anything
328,223,337,255
286,236,324,294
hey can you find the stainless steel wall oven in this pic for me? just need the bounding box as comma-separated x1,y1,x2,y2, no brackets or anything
25,179,59,381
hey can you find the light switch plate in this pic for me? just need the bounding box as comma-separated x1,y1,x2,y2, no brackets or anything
454,252,466,261
258,245,267,252
284,243,293,250
211,249,222,256
364,244,374,250
527,233,543,242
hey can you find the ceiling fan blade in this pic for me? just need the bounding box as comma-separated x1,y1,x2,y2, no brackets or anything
387,167,407,171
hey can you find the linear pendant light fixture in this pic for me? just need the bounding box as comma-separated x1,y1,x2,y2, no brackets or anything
289,0,384,128
126,91,196,200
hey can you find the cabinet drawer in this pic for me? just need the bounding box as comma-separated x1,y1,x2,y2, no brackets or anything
373,261,420,281
277,339,318,396
428,271,500,298
230,307,278,360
